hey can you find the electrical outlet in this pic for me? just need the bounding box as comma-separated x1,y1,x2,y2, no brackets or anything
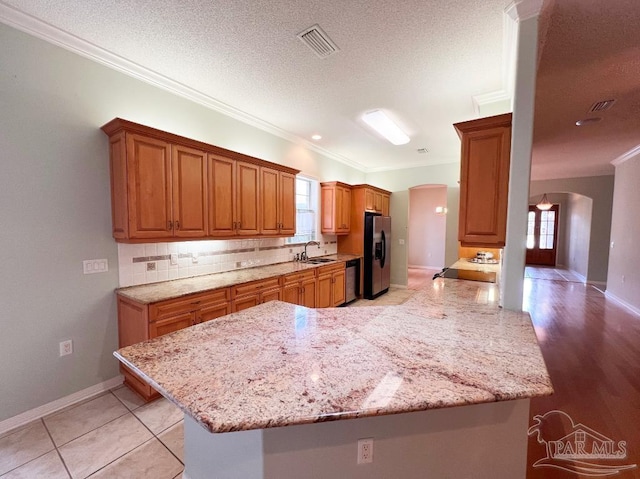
170,254,178,265
83,259,108,274
357,438,374,464
146,262,156,271
59,340,73,357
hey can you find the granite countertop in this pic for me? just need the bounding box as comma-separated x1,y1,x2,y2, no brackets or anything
450,258,501,273
117,254,359,304
114,279,553,434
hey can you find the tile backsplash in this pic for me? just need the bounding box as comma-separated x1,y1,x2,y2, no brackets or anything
118,237,337,287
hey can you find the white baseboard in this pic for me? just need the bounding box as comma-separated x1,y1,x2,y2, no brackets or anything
567,269,586,283
0,376,123,435
408,265,442,270
605,291,640,317
390,283,407,289
587,280,607,287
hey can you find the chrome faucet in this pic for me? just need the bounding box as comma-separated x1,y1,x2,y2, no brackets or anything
303,241,321,261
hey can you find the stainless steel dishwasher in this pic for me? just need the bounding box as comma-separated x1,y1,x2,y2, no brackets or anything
344,259,359,304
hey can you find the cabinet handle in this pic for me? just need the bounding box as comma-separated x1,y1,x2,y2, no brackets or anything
175,220,180,230
168,221,173,230
238,222,241,229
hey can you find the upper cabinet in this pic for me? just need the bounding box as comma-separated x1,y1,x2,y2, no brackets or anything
261,167,296,236
320,182,352,235
453,113,512,247
102,119,299,242
358,185,390,216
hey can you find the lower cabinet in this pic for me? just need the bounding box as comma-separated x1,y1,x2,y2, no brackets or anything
282,270,317,308
232,277,282,312
316,263,346,308
117,287,231,401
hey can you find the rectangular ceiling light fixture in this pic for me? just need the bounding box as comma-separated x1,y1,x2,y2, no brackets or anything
362,110,410,145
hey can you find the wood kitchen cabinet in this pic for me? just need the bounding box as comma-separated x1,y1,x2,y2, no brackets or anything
231,277,282,312
105,132,207,241
261,167,296,236
102,119,299,242
361,186,390,215
117,287,231,400
320,182,351,235
316,262,346,308
282,270,317,308
454,113,512,247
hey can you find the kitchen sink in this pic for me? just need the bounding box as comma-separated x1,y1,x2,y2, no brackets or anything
305,258,335,264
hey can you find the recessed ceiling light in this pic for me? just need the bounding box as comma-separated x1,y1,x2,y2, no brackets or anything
362,110,410,145
575,117,602,126
311,134,322,140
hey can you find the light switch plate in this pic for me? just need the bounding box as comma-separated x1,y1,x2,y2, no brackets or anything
83,259,108,274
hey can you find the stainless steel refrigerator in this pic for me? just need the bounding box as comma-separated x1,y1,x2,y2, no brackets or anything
364,212,391,299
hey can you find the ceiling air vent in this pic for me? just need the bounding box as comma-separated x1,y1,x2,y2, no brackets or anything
417,148,429,154
589,99,616,112
297,24,339,59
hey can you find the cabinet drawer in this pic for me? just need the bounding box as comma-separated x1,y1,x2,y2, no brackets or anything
149,295,203,321
282,270,316,285
317,262,345,275
194,288,230,307
232,278,281,298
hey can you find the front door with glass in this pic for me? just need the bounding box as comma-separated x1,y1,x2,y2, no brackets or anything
526,204,559,266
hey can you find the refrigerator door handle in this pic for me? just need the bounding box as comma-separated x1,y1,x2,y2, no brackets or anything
380,230,386,268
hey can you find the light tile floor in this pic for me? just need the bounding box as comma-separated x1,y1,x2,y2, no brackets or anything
1,273,432,478
0,387,184,479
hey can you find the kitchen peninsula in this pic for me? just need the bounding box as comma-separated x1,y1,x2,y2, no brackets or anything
115,278,552,479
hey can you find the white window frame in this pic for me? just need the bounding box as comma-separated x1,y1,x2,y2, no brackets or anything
286,175,318,244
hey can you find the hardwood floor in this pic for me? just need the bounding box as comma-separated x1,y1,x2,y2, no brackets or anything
524,269,640,478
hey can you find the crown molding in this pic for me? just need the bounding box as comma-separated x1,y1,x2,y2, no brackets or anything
611,144,640,166
0,3,368,173
505,0,544,22
472,89,512,116
365,158,459,174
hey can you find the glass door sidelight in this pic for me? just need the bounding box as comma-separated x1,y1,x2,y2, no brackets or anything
526,204,559,266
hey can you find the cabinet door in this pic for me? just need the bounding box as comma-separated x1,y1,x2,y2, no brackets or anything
282,283,301,305
374,192,383,212
149,312,194,339
260,167,279,235
332,270,346,307
126,134,173,239
316,273,333,308
458,125,511,246
233,294,260,312
300,277,316,308
279,172,296,235
364,189,375,212
321,186,337,233
382,194,390,216
337,187,351,233
172,145,207,238
208,154,236,237
236,161,260,236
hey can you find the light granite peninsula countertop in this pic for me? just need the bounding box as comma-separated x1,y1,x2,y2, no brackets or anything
114,278,553,434
117,254,359,304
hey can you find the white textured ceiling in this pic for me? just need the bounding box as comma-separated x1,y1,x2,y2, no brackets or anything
532,0,640,180
3,0,634,179
0,0,508,172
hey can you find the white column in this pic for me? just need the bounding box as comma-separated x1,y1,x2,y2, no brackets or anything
501,1,542,310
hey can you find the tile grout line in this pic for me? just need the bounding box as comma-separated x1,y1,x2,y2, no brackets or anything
127,398,185,467
40,418,73,479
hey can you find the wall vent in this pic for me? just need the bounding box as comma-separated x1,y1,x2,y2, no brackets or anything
417,148,429,154
589,99,616,112
297,24,339,59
